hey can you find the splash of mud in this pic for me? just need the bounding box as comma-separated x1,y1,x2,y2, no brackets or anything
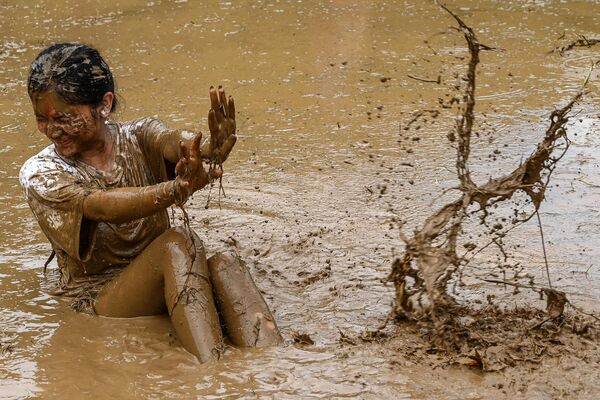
385,5,600,371
552,35,600,56
390,3,587,319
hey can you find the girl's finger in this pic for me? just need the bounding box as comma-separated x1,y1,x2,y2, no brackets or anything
175,158,186,176
179,141,190,160
218,86,227,116
208,109,218,136
227,118,236,136
227,96,236,121
221,133,237,159
208,109,221,150
209,86,219,110
190,132,202,159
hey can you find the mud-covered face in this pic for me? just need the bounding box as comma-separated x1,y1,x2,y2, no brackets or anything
32,92,101,158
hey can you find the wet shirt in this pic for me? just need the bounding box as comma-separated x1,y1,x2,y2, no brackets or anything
19,118,181,292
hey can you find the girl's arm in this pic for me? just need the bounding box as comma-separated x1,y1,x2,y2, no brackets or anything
82,180,184,224
83,134,208,224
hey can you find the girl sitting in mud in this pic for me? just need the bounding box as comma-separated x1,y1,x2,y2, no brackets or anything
19,43,282,363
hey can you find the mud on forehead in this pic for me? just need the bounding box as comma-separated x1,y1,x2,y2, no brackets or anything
33,92,80,116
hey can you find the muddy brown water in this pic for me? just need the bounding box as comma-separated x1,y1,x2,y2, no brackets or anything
1,1,599,399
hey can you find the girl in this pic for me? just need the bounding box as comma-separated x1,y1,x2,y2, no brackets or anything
20,43,282,363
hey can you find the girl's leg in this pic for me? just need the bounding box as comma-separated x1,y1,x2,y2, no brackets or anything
94,227,223,362
208,252,283,347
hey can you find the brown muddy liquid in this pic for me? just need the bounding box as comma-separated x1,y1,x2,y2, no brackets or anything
1,1,599,398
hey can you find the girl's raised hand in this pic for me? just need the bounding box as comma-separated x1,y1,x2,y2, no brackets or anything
207,85,236,163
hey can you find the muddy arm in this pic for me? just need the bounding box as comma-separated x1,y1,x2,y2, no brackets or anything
85,133,209,224
82,180,184,224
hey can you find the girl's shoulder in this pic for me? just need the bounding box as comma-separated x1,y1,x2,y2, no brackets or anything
118,117,168,136
19,146,77,189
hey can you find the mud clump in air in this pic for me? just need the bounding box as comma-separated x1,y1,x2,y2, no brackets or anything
385,4,600,370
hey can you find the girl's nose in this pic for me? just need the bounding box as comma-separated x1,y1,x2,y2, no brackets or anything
46,123,64,138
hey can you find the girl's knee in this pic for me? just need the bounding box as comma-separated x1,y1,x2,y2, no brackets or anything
208,251,240,273
161,227,205,252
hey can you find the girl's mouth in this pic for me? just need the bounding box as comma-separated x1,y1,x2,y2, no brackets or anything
54,138,73,148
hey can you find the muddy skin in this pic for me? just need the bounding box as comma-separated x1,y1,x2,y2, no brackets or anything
95,230,281,362
83,180,183,224
32,91,113,165
208,252,283,347
95,227,224,363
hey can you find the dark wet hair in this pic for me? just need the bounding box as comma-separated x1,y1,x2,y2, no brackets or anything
27,43,117,112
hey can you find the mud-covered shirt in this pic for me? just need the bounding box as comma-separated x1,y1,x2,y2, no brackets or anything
19,118,183,291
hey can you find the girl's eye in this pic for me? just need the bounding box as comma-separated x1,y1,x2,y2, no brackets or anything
52,112,68,121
